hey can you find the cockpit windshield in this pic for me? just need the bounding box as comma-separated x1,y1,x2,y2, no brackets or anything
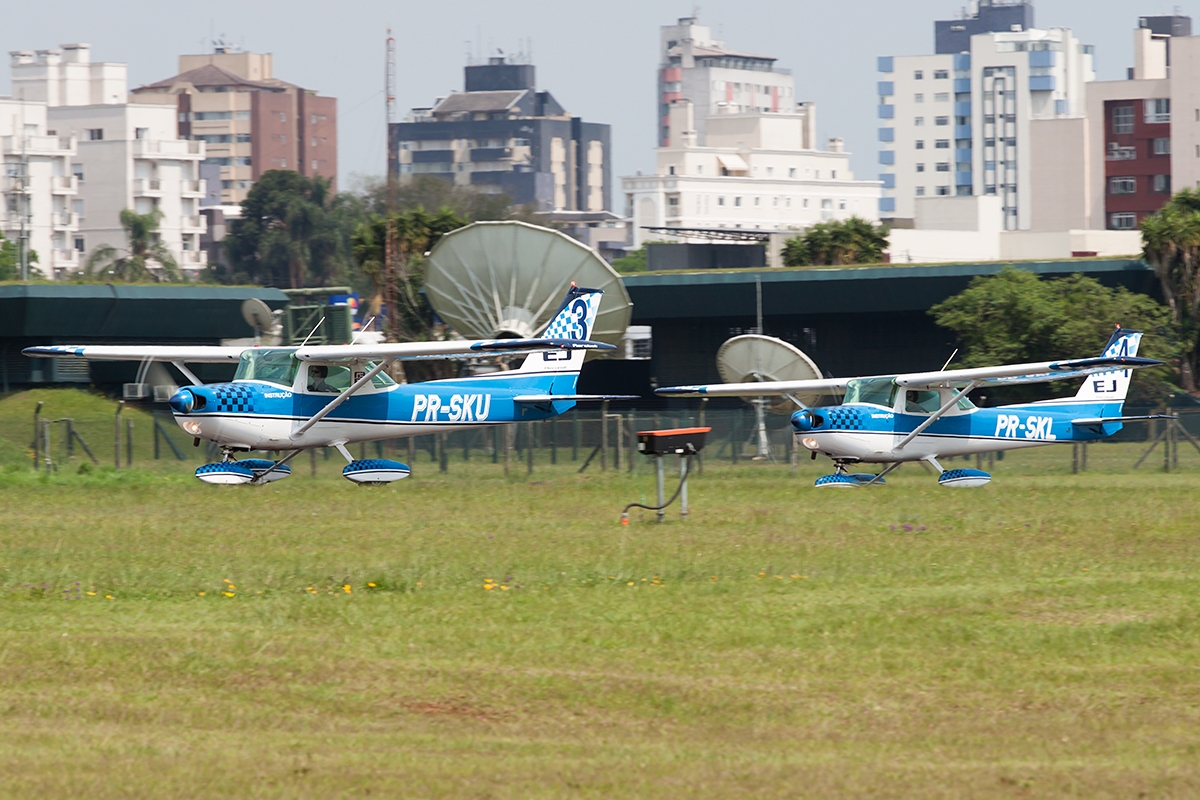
843,377,898,407
234,348,300,387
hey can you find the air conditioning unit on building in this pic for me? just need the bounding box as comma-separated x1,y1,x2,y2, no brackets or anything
122,383,148,400
153,385,179,403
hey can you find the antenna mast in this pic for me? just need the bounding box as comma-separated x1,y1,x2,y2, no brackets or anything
383,28,402,363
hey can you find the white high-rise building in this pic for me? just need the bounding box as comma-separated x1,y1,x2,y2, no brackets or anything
625,17,881,253
0,98,79,277
10,45,207,277
878,26,1094,230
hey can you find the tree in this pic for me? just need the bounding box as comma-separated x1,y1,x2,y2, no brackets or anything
782,217,889,266
351,206,467,342
361,174,535,222
222,171,355,288
1141,188,1200,393
85,209,180,282
0,233,41,280
930,267,1178,403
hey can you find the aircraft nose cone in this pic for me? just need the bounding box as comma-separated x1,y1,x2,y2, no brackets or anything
791,409,815,432
169,388,195,414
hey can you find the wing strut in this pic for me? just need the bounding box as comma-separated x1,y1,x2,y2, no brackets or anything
172,361,203,387
294,358,394,436
894,381,980,451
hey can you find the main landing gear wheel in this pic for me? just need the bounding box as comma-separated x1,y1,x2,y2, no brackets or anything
814,463,887,488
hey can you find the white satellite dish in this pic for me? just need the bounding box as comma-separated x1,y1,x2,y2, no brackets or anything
717,334,823,459
424,221,632,346
241,298,279,345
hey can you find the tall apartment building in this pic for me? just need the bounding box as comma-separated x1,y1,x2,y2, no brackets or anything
625,17,879,250
657,16,796,147
9,44,207,276
391,57,610,212
0,96,78,277
131,47,337,206
878,8,1094,230
1085,16,1194,230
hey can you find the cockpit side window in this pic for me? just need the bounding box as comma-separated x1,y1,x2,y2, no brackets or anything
905,390,942,414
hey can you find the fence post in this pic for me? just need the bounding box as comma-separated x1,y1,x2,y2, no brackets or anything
311,448,317,477
613,414,621,471
154,413,161,460
1072,443,1079,474
126,418,133,467
407,437,415,467
503,425,512,475
32,401,43,471
527,425,534,475
43,420,53,472
600,401,609,471
66,418,74,458
731,410,739,465
463,430,470,462
572,410,579,461
698,399,707,474
115,401,124,469
438,432,448,473
492,427,499,465
628,411,637,473
551,418,557,465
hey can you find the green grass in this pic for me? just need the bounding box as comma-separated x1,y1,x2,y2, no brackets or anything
1,447,1199,797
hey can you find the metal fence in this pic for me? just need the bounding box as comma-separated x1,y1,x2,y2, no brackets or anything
2,402,1198,476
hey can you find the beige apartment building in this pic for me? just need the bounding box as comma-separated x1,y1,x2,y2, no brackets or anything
132,48,337,205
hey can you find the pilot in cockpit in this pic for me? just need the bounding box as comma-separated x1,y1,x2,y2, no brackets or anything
308,365,334,393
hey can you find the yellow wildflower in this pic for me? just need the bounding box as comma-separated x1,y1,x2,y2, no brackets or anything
627,581,635,586
500,585,509,591
343,584,352,594
484,584,494,591
197,591,205,596
222,591,234,597
367,582,377,588
417,582,424,587
105,595,113,599
86,591,96,596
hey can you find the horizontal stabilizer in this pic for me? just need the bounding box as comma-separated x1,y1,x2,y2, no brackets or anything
513,394,640,403
1072,414,1176,425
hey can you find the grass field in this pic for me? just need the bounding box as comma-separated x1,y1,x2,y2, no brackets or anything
2,390,1200,797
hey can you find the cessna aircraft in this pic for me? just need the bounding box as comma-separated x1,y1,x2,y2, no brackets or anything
657,328,1166,487
25,286,627,485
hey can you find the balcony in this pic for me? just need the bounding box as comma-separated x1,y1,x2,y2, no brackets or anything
179,250,208,267
52,211,80,230
0,135,75,155
134,178,163,196
52,248,79,268
181,215,207,233
51,175,79,194
132,139,204,159
1107,145,1137,161
180,179,207,196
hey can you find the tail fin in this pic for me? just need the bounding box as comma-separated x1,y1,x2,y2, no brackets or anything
515,285,604,373
1072,327,1143,403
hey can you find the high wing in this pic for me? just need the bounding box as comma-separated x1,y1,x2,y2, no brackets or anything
22,345,246,363
293,338,614,362
893,355,1162,390
655,355,1162,397
655,378,850,397
23,338,613,365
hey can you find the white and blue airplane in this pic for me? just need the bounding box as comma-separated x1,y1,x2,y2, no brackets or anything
657,328,1167,487
25,285,630,485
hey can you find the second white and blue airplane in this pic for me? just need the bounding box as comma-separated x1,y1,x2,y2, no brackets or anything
25,285,630,485
657,328,1166,487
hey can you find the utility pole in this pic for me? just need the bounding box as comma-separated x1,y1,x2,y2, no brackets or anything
383,28,406,382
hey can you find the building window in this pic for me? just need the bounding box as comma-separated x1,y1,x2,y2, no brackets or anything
788,167,795,178
915,140,925,150
134,127,148,140
279,112,287,122
915,93,925,103
916,163,925,172
934,69,949,79
914,117,925,126
74,236,84,252
1153,174,1171,193
1145,98,1170,124
839,200,846,210
236,156,253,166
766,167,773,177
936,186,950,196
697,165,703,175
936,162,950,172
935,116,950,126
72,163,84,181
1109,176,1137,195
935,139,950,149
718,197,725,206
734,197,741,207
1110,212,1137,229
916,186,926,196
934,93,949,102
668,165,675,175
754,196,760,206
86,128,103,141
914,70,924,80
1153,137,1171,155
312,160,319,171
1112,106,1134,134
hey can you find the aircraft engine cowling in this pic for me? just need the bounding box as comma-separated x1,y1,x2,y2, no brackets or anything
169,388,196,414
791,409,816,432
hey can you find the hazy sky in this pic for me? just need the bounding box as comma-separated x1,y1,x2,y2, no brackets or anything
4,0,1194,189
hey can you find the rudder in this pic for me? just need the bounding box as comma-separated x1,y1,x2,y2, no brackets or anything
516,285,604,373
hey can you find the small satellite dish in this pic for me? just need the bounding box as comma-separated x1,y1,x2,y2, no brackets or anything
424,221,632,347
241,298,274,332
718,335,823,460
718,335,823,412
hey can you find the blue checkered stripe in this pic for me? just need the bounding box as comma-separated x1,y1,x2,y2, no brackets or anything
212,385,256,414
824,407,865,431
542,294,599,340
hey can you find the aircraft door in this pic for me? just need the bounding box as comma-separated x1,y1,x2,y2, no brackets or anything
305,363,352,394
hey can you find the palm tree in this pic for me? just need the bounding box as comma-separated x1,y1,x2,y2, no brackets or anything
85,209,181,282
1141,191,1200,392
